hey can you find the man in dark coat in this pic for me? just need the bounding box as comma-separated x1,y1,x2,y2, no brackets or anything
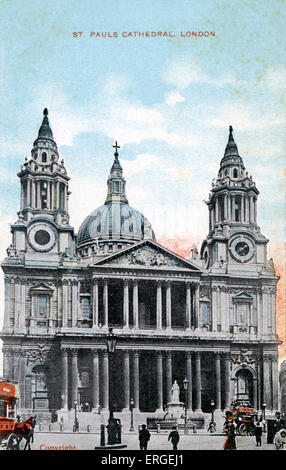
139,424,151,450
254,421,263,446
168,426,180,450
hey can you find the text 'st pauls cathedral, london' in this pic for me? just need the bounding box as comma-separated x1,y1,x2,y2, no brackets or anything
1,109,280,426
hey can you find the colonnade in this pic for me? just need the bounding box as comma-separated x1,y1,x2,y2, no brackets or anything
91,278,200,330
210,192,257,228
20,177,68,212
59,348,232,413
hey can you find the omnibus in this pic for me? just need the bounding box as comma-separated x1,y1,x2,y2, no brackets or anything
0,379,18,419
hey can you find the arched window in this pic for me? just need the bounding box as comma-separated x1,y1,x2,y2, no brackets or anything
233,168,238,178
42,152,47,163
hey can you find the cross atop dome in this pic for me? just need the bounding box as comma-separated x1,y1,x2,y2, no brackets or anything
113,140,120,158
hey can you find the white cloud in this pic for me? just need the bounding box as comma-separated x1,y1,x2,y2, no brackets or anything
122,153,159,177
209,103,283,130
165,91,186,107
162,60,208,89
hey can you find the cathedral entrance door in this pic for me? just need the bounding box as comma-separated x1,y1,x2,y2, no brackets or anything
234,369,254,406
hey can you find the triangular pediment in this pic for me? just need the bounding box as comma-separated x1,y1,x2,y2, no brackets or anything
29,282,54,294
90,240,201,271
233,291,253,300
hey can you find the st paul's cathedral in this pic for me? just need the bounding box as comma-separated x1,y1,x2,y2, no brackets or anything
1,109,280,426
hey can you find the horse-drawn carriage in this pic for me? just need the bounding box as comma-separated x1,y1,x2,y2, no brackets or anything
224,406,256,436
0,379,35,450
0,416,36,450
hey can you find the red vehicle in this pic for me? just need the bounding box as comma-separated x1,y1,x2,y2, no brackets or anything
0,379,35,450
0,380,18,419
224,406,256,436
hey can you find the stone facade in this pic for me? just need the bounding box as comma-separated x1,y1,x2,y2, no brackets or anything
1,112,280,424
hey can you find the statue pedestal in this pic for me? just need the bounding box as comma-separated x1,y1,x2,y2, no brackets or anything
165,402,185,420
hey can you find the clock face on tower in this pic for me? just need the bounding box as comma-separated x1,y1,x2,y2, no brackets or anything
28,223,57,252
229,236,255,263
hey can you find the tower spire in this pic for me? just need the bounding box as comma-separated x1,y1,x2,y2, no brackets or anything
37,107,54,140
105,141,128,204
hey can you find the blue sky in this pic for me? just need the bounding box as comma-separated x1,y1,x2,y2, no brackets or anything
0,1,285,351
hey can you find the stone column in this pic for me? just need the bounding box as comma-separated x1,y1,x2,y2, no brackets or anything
71,280,78,328
271,355,279,410
91,350,99,411
103,280,108,327
254,197,257,223
70,349,78,407
133,281,139,329
194,352,202,412
156,281,162,329
17,352,26,410
51,181,55,210
262,288,268,336
166,351,172,404
215,198,218,223
185,282,191,329
102,351,109,410
14,279,21,330
224,353,231,409
31,180,36,208
211,286,217,332
186,352,192,411
224,194,228,221
271,289,276,335
263,355,272,409
224,288,230,333
166,282,172,329
195,283,200,330
47,179,51,209
241,194,245,223
3,277,10,330
92,279,99,327
62,280,69,327
214,353,222,410
60,349,69,410
2,349,11,380
249,195,254,223
123,280,129,329
37,181,41,209
156,351,163,413
231,196,235,222
123,350,130,411
133,351,140,411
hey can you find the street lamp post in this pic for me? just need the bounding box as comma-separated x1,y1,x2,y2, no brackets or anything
130,398,134,432
104,328,121,446
210,399,215,424
73,399,78,432
183,377,189,435
262,401,266,432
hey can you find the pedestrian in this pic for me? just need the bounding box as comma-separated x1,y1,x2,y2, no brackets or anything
274,429,286,450
223,422,236,450
139,424,151,450
208,421,216,433
168,426,180,450
254,421,263,447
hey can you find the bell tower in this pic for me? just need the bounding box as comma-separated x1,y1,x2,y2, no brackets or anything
18,108,70,225
200,126,269,274
6,109,76,265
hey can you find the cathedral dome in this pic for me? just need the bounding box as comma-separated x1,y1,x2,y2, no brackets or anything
77,143,155,258
78,201,155,244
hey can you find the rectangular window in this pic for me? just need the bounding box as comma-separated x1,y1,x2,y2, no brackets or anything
80,296,91,319
200,302,210,327
38,295,48,316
